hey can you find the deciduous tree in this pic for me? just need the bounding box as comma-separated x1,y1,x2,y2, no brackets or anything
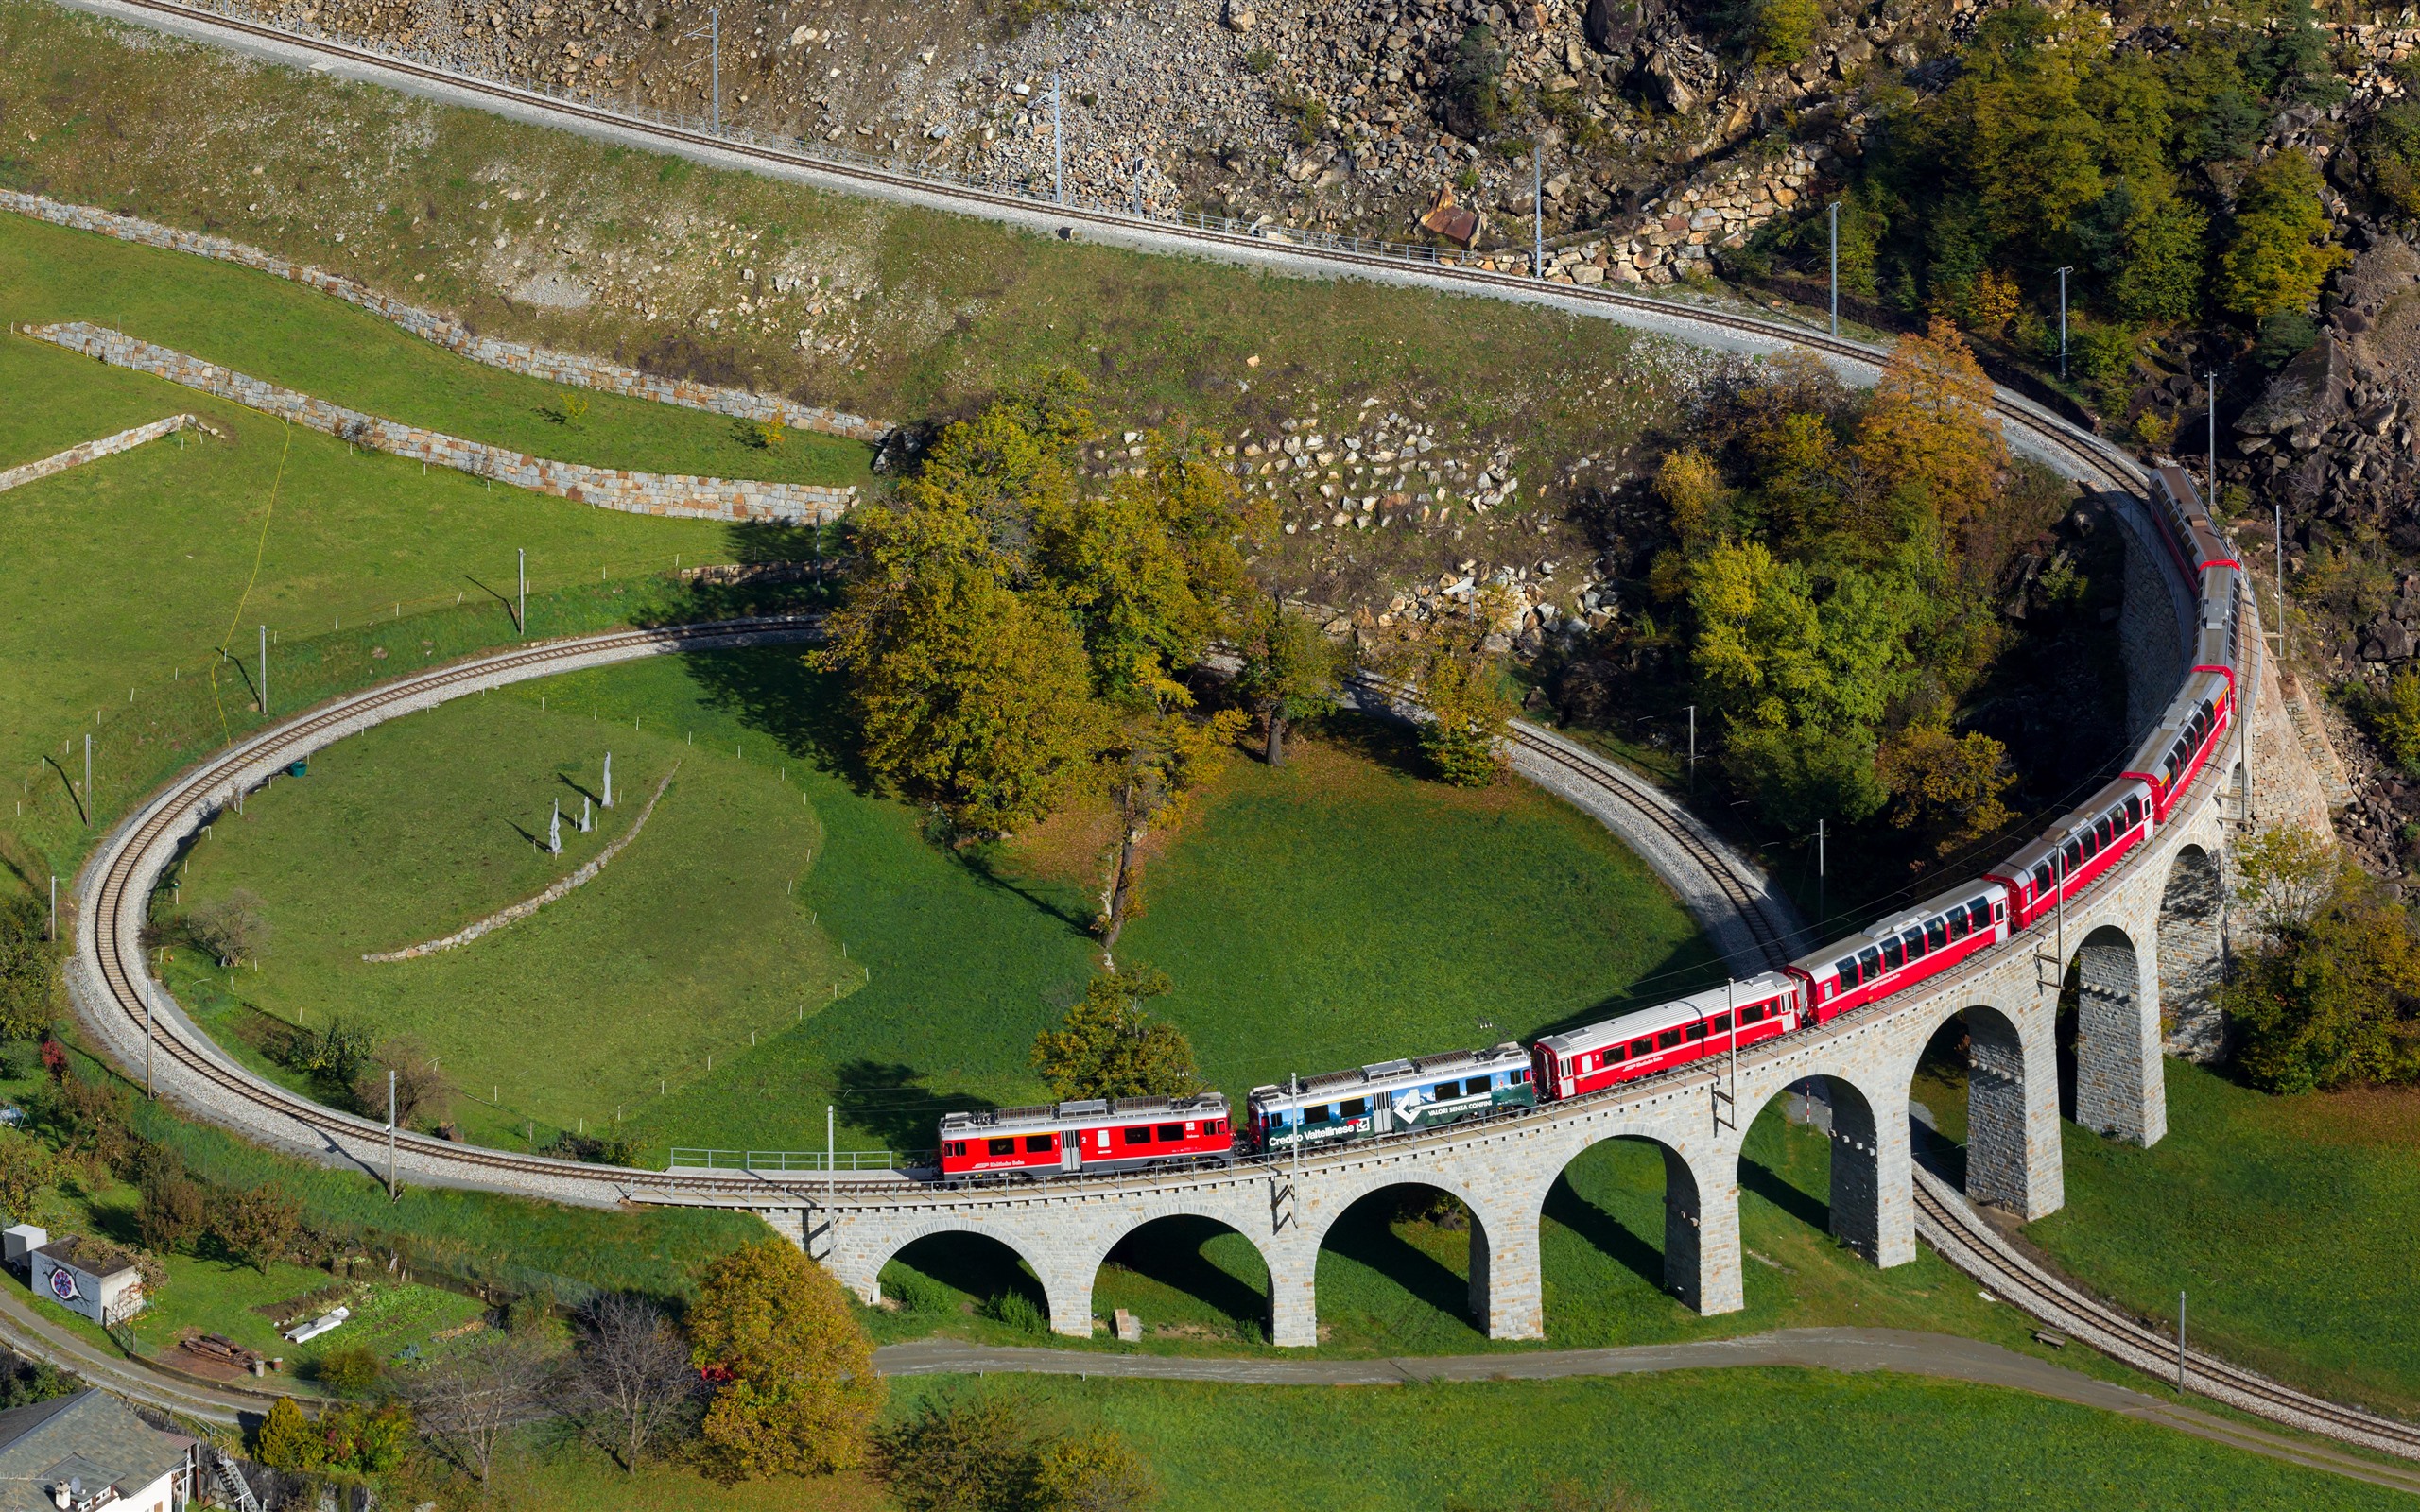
689,1239,884,1480
1031,968,1200,1101
2222,850,2420,1093
1097,688,1249,959
2217,152,2348,320
577,1293,700,1472
0,895,57,1041
0,1131,51,1226
1850,319,2007,529
208,1182,302,1274
1876,724,2015,855
1231,595,1339,766
402,1336,558,1489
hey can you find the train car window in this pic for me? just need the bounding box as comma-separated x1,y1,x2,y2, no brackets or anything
1833,956,1859,986
2031,862,2053,894
946,1142,965,1157
1901,928,1926,960
1209,1120,1225,1135
1878,937,1902,971
1629,1038,1652,1057
989,1138,1015,1156
1604,1044,1626,1064
1969,899,1993,932
1708,1013,1731,1034
1858,946,1883,979
1741,1005,1766,1024
1946,910,1969,941
1340,1097,1368,1117
1125,1125,1153,1143
2083,829,2101,861
1157,1124,1185,1142
1656,1029,1682,1051
2063,839,2083,871
1686,1022,1709,1041
1026,1135,1055,1153
2126,796,2142,826
1926,918,1948,950
2095,817,2113,848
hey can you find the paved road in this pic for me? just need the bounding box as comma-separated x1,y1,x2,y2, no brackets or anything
876,1328,2420,1496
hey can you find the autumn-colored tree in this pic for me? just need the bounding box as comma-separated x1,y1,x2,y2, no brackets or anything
1097,685,1250,959
1850,319,2007,530
253,1397,322,1473
1413,628,1510,783
875,1395,1031,1511
1031,968,1201,1102
2221,854,2420,1093
2375,668,2420,776
2217,152,2348,321
1876,724,2015,856
1965,269,2022,336
1232,595,1340,766
2232,823,2341,944
690,1239,885,1480
821,559,1107,834
1036,432,1262,705
1654,446,1730,553
136,1168,203,1253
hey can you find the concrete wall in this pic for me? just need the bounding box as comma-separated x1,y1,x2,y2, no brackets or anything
24,323,856,525
0,188,892,445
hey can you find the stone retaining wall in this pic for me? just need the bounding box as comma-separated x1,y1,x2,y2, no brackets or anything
0,412,221,493
0,189,891,444
24,322,856,525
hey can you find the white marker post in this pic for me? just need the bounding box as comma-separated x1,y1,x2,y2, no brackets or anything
603,752,614,809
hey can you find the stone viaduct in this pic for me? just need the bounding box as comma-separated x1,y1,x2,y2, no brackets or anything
702,478,2297,1349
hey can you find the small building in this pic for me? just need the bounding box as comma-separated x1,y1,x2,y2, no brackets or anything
0,1389,196,1512
27,1243,143,1329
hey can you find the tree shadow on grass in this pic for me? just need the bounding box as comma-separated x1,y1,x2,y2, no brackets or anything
1321,1186,1474,1327
1307,710,1434,782
678,644,873,793
1104,1216,1270,1331
831,1059,995,1153
946,841,1098,936
1542,1169,1666,1293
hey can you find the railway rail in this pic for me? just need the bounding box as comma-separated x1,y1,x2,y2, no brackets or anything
43,0,2417,1459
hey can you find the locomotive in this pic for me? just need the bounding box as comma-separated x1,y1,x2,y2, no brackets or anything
934,465,2242,1179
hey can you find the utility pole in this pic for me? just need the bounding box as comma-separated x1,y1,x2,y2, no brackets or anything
387,1069,399,1200
1533,149,1544,282
1686,705,1697,791
682,9,721,134
517,548,527,638
828,1105,837,1200
2275,500,2287,662
259,625,268,716
1051,70,1064,205
2205,369,2219,506
2176,1290,2188,1396
2055,266,2073,379
144,966,154,1099
1817,818,1826,932
1828,201,1840,337
48,876,56,943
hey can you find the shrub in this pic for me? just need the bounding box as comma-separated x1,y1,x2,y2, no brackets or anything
1443,25,1507,138
876,1397,1157,1512
352,1037,450,1129
137,1170,206,1253
315,1344,382,1395
210,1182,303,1273
0,898,58,1041
977,1291,1047,1334
690,1240,884,1478
884,1269,950,1314
1751,0,1819,64
2374,669,2420,775
2217,153,2349,321
1242,46,1274,75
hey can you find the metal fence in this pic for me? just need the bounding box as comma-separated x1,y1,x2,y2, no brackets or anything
666,1147,920,1173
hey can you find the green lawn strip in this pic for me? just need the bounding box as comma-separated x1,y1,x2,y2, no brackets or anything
0,212,873,488
489,1439,886,1512
889,1370,2410,1511
2027,1061,2420,1421
167,688,851,1148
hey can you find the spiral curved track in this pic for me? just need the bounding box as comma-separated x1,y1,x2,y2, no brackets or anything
44,0,2420,1457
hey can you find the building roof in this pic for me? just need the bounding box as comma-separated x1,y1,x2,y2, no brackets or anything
0,1391,189,1512
28,1240,136,1282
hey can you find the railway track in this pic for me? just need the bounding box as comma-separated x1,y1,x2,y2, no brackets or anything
46,2,2416,1461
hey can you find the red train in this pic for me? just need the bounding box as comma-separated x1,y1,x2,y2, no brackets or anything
930,463,2244,1173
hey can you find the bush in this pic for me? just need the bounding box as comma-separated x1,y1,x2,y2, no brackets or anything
2221,833,2420,1092
2373,669,2420,775
1751,0,1819,64
0,1041,42,1082
211,1183,303,1273
2254,310,2320,369
137,1170,206,1253
315,1344,382,1395
977,1291,1047,1334
542,1129,641,1167
884,1269,950,1315
876,1397,1157,1512
351,1037,450,1129
1443,25,1507,138
1242,46,1274,76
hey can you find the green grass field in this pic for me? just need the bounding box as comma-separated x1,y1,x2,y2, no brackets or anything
882,1370,2404,1511
2024,1062,2420,1422
170,651,1721,1160
0,211,872,488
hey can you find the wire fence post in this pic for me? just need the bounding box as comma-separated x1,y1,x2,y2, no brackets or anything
259,624,268,717
2176,1290,2187,1395
1828,201,1839,337
83,734,92,826
518,548,527,639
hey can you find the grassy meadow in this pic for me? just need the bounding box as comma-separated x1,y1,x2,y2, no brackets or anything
169,650,1722,1161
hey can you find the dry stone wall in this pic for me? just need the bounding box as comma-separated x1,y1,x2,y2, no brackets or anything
0,189,891,445
0,412,222,493
24,323,856,525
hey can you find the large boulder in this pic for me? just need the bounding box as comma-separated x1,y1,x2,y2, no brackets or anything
1582,0,1632,52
